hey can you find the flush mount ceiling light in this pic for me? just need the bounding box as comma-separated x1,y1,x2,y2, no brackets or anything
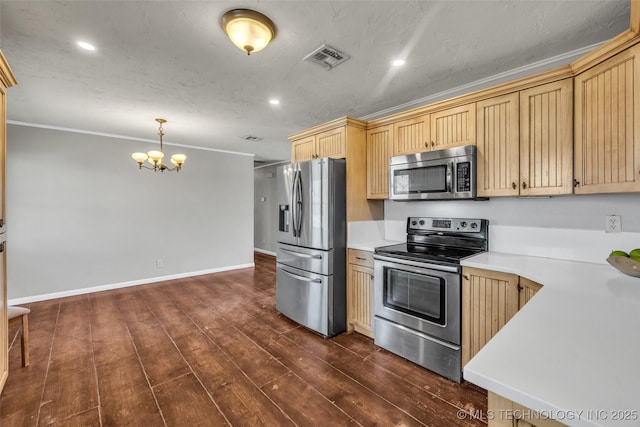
220,9,276,55
131,119,186,172
77,41,96,51
392,59,406,67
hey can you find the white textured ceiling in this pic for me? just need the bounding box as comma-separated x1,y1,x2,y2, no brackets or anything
0,1,631,163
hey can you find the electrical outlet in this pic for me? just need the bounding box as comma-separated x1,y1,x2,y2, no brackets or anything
605,215,621,233
156,259,164,268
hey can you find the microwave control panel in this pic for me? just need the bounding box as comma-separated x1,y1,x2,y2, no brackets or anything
456,161,471,193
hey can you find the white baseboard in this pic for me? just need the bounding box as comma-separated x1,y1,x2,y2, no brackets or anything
8,263,255,305
254,248,276,256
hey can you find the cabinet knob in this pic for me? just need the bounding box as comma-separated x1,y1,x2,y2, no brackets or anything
463,274,469,280
0,218,4,228
0,242,4,253
424,142,428,148
431,141,435,147
573,179,580,187
355,256,367,261
511,182,517,190
522,181,527,190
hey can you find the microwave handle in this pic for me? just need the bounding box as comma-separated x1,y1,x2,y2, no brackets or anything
447,162,453,193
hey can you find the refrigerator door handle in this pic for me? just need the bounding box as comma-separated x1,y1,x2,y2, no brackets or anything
294,170,303,237
280,268,322,283
280,248,322,259
291,170,299,237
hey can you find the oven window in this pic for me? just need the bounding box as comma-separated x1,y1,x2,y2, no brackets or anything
383,268,445,325
393,165,448,194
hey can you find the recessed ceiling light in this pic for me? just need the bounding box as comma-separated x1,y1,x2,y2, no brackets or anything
392,59,406,67
77,41,96,51
269,99,280,105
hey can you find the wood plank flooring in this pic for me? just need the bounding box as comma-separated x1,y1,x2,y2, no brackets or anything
1,253,488,426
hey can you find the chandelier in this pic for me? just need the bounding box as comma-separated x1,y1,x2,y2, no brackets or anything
131,118,186,172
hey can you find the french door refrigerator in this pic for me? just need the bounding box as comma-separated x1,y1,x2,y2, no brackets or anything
276,157,346,337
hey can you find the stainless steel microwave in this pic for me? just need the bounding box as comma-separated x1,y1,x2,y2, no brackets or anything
389,145,479,201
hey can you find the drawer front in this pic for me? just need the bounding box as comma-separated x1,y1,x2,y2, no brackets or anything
348,249,374,268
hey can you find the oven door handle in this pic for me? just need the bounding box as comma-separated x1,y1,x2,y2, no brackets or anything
373,255,460,273
280,268,323,283
280,248,322,259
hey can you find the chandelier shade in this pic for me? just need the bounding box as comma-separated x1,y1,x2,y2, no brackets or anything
132,119,186,172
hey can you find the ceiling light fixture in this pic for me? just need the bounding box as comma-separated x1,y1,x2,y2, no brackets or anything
220,9,276,55
77,41,96,51
131,119,186,172
392,59,406,67
269,99,280,105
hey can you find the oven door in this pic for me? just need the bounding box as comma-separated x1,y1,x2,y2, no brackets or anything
374,256,461,345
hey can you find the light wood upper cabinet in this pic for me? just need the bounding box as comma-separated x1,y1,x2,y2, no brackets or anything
291,135,316,162
520,79,573,196
476,93,520,197
366,125,392,199
431,103,476,150
392,114,430,155
476,79,573,197
316,127,346,159
291,127,346,162
289,117,383,222
574,43,640,194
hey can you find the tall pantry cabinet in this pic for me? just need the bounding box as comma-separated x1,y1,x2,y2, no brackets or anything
0,50,16,394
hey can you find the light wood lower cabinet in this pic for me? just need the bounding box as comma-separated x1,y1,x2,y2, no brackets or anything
574,43,640,194
462,267,543,367
347,249,374,338
489,392,565,427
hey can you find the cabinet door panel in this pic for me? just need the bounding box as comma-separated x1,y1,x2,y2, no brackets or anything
462,267,518,367
291,136,315,162
431,103,476,150
392,115,430,155
520,79,573,196
476,93,520,197
575,44,640,194
316,127,346,159
347,263,374,338
519,277,543,309
366,125,392,199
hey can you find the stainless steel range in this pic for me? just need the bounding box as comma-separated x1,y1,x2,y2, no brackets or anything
373,217,488,383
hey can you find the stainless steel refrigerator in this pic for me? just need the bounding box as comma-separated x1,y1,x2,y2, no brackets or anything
276,157,346,337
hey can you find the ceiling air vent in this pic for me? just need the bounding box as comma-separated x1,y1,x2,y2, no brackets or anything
303,44,350,70
241,135,263,142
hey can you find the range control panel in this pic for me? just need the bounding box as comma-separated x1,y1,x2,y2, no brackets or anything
407,217,483,233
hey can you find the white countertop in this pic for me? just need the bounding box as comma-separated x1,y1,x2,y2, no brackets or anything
462,252,640,427
348,240,403,252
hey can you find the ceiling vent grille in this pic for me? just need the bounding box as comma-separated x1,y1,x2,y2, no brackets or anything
303,44,350,70
241,135,263,142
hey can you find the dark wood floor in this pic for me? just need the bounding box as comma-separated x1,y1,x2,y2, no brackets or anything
1,253,487,426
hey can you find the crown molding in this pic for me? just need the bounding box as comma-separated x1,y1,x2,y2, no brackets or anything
7,120,256,157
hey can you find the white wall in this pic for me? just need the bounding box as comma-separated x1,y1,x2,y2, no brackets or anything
384,193,640,232
6,124,254,300
254,163,280,254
